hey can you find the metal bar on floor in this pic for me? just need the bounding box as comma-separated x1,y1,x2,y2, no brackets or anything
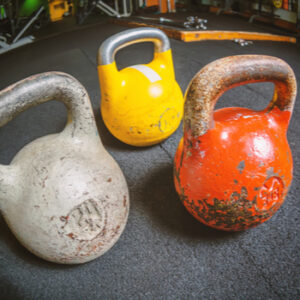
96,0,132,17
13,6,44,43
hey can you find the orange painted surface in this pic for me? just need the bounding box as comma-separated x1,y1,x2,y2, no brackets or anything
209,5,298,32
144,0,175,12
109,19,296,43
49,0,71,22
159,0,175,13
160,0,167,13
170,0,176,11
174,107,293,231
181,31,296,43
283,0,289,10
145,0,159,7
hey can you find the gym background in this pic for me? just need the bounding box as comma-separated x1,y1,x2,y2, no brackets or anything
0,1,299,300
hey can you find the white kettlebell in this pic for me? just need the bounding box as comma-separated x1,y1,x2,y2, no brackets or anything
0,72,129,264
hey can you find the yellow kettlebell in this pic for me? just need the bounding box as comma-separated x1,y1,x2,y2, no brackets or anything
97,28,184,146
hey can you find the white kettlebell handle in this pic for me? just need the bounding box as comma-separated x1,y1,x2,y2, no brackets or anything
0,72,97,137
0,72,98,201
98,27,170,65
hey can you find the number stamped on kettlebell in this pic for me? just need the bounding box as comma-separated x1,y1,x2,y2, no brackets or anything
159,108,180,133
257,176,284,210
61,199,107,241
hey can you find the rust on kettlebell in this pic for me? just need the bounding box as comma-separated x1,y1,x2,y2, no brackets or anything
0,72,130,263
175,55,297,231
184,55,296,138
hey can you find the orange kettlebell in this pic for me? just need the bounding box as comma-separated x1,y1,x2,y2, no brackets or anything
174,55,297,231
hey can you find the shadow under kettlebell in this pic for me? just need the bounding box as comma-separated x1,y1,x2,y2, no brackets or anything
138,164,243,242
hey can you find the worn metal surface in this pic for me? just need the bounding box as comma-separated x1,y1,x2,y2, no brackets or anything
98,27,171,65
0,72,129,263
174,55,297,231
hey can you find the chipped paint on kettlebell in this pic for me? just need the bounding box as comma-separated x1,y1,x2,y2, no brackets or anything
174,55,297,231
98,28,184,147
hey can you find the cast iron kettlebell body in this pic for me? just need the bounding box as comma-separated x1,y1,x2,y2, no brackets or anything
174,55,297,231
0,72,129,263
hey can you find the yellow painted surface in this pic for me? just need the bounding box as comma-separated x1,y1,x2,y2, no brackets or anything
98,49,184,147
273,0,283,8
48,0,71,22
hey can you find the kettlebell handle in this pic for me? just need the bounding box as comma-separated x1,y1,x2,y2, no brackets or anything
184,55,297,137
98,28,170,65
0,72,97,137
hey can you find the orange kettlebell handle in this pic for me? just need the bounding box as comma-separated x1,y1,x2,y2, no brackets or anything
184,55,297,137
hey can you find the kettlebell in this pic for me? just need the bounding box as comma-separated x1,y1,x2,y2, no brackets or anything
0,72,129,263
174,55,297,231
98,27,184,147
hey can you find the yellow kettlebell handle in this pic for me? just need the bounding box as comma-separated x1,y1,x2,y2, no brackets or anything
97,28,174,88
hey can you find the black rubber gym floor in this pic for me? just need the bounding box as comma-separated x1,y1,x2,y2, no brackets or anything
0,12,299,299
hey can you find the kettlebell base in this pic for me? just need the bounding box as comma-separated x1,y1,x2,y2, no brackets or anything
179,197,275,232
103,118,181,147
174,106,293,231
3,131,130,265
